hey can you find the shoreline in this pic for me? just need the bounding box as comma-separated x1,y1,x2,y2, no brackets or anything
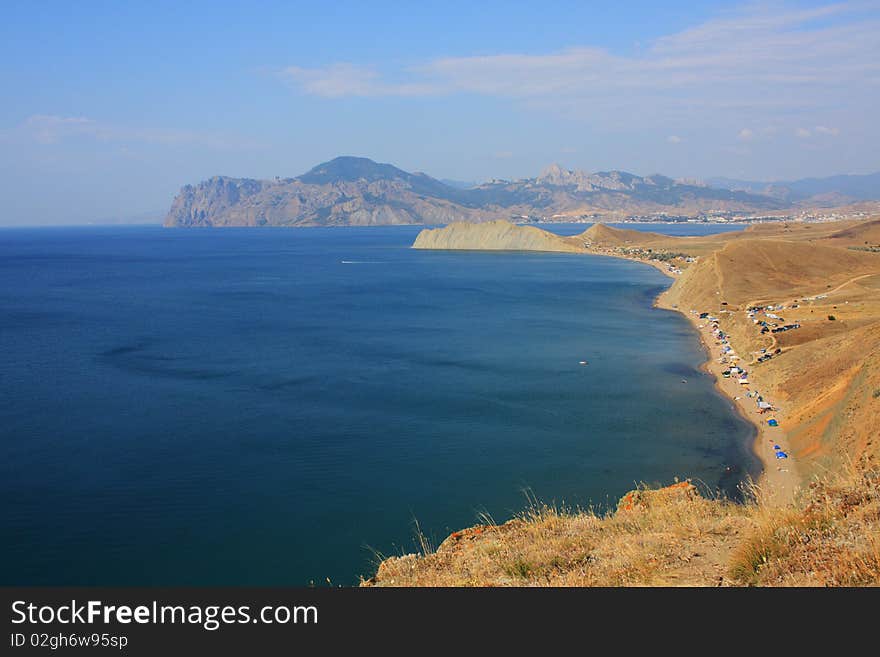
585,248,800,504
656,292,800,505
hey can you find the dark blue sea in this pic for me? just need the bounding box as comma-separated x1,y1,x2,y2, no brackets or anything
0,223,757,585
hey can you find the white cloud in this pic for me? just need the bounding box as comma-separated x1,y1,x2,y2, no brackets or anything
25,115,103,144
814,125,840,136
17,115,261,150
795,124,842,139
278,2,880,132
280,63,438,97
493,150,513,159
667,135,682,143
738,128,754,141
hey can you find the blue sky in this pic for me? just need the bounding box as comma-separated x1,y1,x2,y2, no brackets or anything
1,0,878,224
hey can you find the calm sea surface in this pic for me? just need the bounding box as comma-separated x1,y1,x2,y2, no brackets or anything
0,223,757,585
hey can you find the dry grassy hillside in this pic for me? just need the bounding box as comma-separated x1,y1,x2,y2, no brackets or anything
825,218,880,247
663,240,878,311
580,223,667,246
713,239,878,302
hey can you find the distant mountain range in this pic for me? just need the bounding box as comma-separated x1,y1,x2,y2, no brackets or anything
707,172,880,205
164,156,879,227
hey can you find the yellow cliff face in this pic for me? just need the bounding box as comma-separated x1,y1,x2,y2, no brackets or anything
412,220,585,253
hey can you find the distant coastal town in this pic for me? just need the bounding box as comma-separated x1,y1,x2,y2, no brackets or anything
522,208,876,225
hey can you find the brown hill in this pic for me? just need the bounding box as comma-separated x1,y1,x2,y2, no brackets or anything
412,220,583,252
826,218,880,246
578,223,666,246
664,238,880,311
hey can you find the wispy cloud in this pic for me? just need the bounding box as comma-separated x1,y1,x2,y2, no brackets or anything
278,2,880,129
25,115,103,144
280,63,439,98
738,128,755,141
796,125,842,138
814,125,841,136
667,135,682,144
15,114,261,150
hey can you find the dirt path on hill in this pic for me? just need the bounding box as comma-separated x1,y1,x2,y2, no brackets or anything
824,273,875,296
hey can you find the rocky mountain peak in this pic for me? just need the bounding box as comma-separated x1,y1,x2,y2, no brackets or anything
537,163,572,185
296,156,411,185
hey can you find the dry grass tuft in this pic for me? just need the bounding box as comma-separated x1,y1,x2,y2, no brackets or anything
730,466,880,586
363,467,880,587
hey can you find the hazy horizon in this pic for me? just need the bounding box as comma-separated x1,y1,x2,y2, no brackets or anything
2,0,879,225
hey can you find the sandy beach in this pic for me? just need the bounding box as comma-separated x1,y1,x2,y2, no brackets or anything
591,249,801,504
667,300,800,505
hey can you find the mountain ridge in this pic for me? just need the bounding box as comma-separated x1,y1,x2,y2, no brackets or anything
708,171,880,204
164,156,875,228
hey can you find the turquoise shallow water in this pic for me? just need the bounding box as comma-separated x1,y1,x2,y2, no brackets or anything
0,223,757,585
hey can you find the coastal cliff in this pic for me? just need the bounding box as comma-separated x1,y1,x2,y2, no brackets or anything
412,220,584,252
164,171,492,228
365,217,880,586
